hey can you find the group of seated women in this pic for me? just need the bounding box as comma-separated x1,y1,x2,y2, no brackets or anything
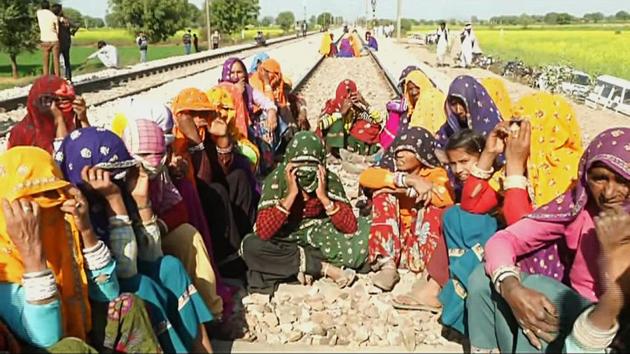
319,28,376,58
0,50,628,354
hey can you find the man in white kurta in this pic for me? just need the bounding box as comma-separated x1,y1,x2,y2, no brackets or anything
436,22,449,66
460,24,476,68
87,41,120,68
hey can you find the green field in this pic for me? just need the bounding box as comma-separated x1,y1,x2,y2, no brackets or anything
0,26,291,89
409,25,630,80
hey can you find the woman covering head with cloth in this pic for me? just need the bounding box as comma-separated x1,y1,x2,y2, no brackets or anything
55,127,214,353
436,75,503,149
337,33,354,58
466,127,630,353
8,75,89,153
240,131,370,294
317,79,383,157
122,118,229,320
480,77,513,120
461,92,583,280
171,88,256,278
318,31,338,57
0,146,161,352
359,127,454,300
380,66,426,150
248,52,269,74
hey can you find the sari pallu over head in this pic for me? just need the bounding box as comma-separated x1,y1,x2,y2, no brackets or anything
248,52,270,74
437,75,502,147
55,127,139,240
8,76,76,153
112,98,175,146
530,127,630,223
480,77,513,120
512,92,583,207
379,126,441,172
0,146,91,340
250,58,288,107
258,131,348,210
220,57,255,115
122,119,183,216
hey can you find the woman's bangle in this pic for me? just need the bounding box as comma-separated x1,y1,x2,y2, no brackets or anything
324,200,335,212
394,172,407,188
325,205,340,216
471,163,494,180
188,142,205,153
491,265,521,294
276,203,290,216
503,175,528,190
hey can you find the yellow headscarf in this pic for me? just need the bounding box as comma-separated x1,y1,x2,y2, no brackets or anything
206,85,239,139
409,87,447,134
0,147,91,340
481,77,513,119
350,32,362,57
512,92,583,206
319,32,332,56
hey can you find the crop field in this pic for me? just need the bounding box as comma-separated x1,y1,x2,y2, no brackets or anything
0,26,291,89
409,25,630,79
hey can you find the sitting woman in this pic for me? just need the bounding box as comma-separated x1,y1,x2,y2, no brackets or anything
240,131,369,294
365,31,378,51
55,127,214,352
318,32,338,57
172,87,257,277
380,66,423,150
359,127,455,296
436,75,503,149
317,79,383,157
250,58,309,152
219,57,279,172
8,75,90,153
0,146,160,352
462,92,583,280
337,33,354,58
466,127,629,353
248,52,269,74
122,118,228,320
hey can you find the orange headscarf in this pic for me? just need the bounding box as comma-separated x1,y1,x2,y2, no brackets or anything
250,59,288,107
171,88,216,185
207,83,245,140
0,147,91,340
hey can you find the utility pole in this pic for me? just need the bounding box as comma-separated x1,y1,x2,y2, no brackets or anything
396,0,402,39
205,0,212,50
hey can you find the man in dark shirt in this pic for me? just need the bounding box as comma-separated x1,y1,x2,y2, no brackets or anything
193,33,199,52
51,3,77,80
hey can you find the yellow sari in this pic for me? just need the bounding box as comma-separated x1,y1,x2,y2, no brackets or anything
318,32,332,56
512,92,583,206
404,70,445,133
481,77,513,119
0,147,91,340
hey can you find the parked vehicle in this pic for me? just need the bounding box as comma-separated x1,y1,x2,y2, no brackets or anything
586,75,630,117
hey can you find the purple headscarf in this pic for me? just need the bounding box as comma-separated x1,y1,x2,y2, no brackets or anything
436,75,502,147
531,127,630,222
220,57,255,116
55,127,138,240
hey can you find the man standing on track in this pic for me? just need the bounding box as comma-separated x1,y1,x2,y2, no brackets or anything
436,21,449,67
182,29,192,54
51,3,78,81
136,31,149,63
36,0,60,76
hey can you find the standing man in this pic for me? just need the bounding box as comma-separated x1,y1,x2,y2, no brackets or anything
193,33,199,52
182,29,192,55
301,21,307,37
459,23,477,68
436,21,449,67
51,3,77,80
211,30,220,50
36,0,60,76
136,31,149,63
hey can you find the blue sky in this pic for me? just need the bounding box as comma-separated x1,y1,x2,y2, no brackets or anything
62,0,629,21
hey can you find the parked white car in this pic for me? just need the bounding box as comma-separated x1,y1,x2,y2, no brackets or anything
586,75,630,117
559,70,592,100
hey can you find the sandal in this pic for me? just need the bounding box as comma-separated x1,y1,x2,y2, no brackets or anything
371,267,400,292
392,293,442,313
